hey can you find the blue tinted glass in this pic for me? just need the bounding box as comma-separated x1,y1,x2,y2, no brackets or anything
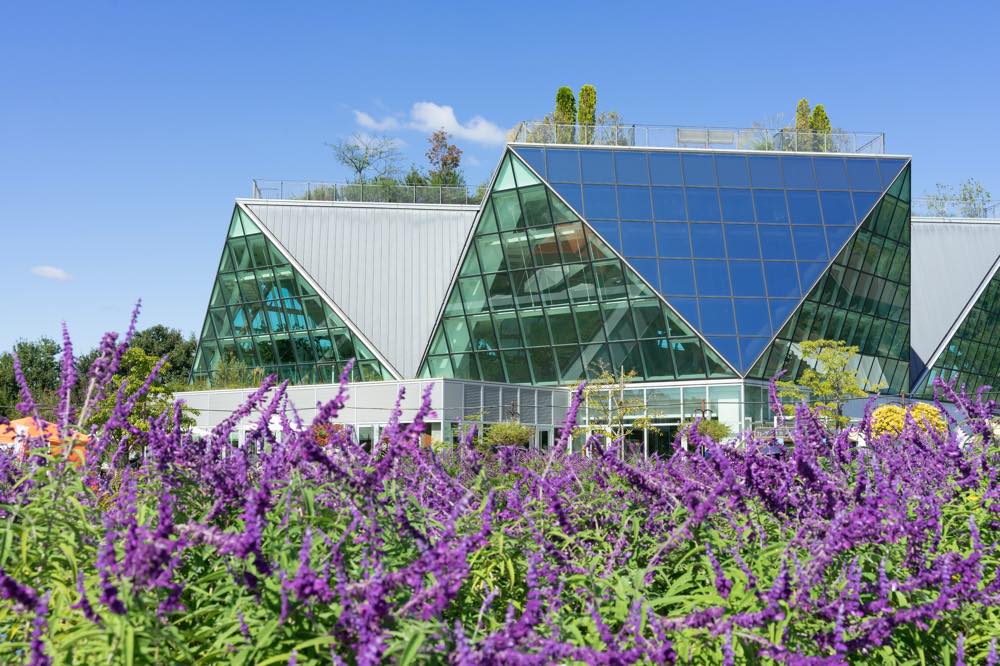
759,226,795,259
739,337,770,370
734,298,771,337
553,183,582,213
878,158,907,187
781,156,816,188
515,147,546,177
591,221,621,250
652,187,686,220
546,149,580,182
729,261,766,297
583,184,618,218
749,156,782,187
700,299,736,334
787,190,822,224
682,154,716,186
656,222,691,257
853,192,880,219
670,297,699,326
769,299,797,327
660,259,695,295
720,189,754,221
628,257,659,289
715,155,749,187
724,224,759,259
685,188,721,221
846,158,881,191
825,225,855,253
820,191,855,225
618,186,652,219
621,222,656,256
614,151,649,185
694,259,731,296
764,262,800,297
792,226,828,260
581,150,614,183
708,336,740,365
798,261,827,291
754,190,788,223
814,158,849,189
649,152,682,185
690,223,725,258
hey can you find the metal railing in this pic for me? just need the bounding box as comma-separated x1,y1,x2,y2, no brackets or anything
911,197,1000,219
250,179,482,205
510,122,886,154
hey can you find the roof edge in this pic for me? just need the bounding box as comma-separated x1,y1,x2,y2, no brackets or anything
507,141,911,159
238,198,480,212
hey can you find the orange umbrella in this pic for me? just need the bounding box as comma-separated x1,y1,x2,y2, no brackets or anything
0,417,90,463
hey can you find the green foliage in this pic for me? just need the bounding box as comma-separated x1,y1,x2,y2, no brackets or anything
925,178,994,217
794,98,811,130
327,132,402,183
679,418,732,442
809,104,831,134
871,403,947,438
777,339,869,427
483,421,533,449
0,337,61,419
576,369,657,449
424,130,465,187
554,86,576,143
577,84,597,143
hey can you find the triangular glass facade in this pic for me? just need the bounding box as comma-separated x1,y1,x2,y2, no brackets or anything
512,145,908,373
913,263,1000,402
418,150,736,385
191,206,392,386
747,164,912,393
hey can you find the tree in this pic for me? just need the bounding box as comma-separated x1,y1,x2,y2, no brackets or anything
679,418,732,443
809,104,832,151
328,133,402,183
555,86,576,143
0,337,62,419
576,368,658,457
425,130,464,187
925,179,993,218
130,326,196,387
577,84,597,143
794,99,812,132
776,340,869,428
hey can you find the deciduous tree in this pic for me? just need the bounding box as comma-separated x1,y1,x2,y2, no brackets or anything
776,339,869,428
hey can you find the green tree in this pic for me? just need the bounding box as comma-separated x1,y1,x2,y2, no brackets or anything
0,337,62,419
794,98,812,131
425,130,465,187
575,368,658,456
483,420,533,450
327,133,402,183
809,104,832,151
776,339,869,428
577,84,597,143
925,179,993,218
555,86,576,143
679,418,732,443
131,326,196,387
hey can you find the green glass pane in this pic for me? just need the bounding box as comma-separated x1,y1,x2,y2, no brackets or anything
582,344,612,379
459,245,482,277
255,336,276,364
493,311,523,349
603,301,637,341
256,269,278,301
502,231,533,270
247,235,271,268
574,303,605,345
549,190,579,223
631,299,667,338
493,189,523,231
283,298,307,331
475,235,506,272
238,209,261,235
564,263,598,303
586,226,618,261
219,245,236,273
528,227,561,266
519,186,552,227
201,316,215,341
527,347,558,384
610,342,644,376
511,153,541,187
510,270,543,308
268,242,288,267
444,317,472,353
209,280,226,308
229,239,252,271
332,331,355,360
478,199,498,235
640,339,675,380
427,355,453,377
227,210,245,238
494,154,517,191
236,337,256,364
484,272,514,311
555,345,584,383
219,274,241,306
468,314,498,351
459,276,488,314
705,346,734,378
547,306,578,346
477,351,505,382
274,267,298,298
536,266,569,306
593,260,628,300
444,288,465,317
664,303,696,337
295,273,317,298
429,327,449,355
313,331,336,361
520,309,551,347
358,361,384,382
452,353,480,380
502,350,532,383
625,269,656,299
230,306,250,336
557,223,589,263
292,333,315,363
672,338,707,379
210,308,232,338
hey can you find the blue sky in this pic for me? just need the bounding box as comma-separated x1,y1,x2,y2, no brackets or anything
2,1,998,354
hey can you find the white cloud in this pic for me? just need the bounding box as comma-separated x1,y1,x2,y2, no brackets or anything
353,110,400,131
31,265,71,281
408,102,507,146
353,102,508,146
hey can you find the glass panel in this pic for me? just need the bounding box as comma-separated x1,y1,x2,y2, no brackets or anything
660,259,695,296
685,188,721,221
593,260,628,300
583,184,618,218
720,189,754,222
820,191,855,225
759,226,795,260
614,151,649,185
581,150,614,183
459,276,488,313
787,191,822,225
492,190,523,231
690,223,725,258
656,222,691,257
511,153,541,187
621,222,656,256
618,186,652,219
520,309,551,346
547,306,577,345
640,339,675,380
547,149,581,182
502,350,532,383
444,317,472,353
519,186,552,227
556,223,589,263
493,154,516,190
682,154,716,186
814,157,848,189
729,261,766,297
652,187,686,220
754,190,788,223
649,152,682,185
748,156,782,188
528,347,559,384
781,156,816,188
724,224,759,259
715,155,749,187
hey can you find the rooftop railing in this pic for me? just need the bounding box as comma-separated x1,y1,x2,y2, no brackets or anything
250,179,482,205
911,197,1000,219
510,122,886,154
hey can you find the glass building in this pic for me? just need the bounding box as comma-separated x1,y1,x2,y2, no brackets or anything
187,133,1000,443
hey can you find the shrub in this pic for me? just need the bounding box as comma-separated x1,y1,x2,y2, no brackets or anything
1,314,998,663
679,418,732,442
871,402,947,438
482,420,533,449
